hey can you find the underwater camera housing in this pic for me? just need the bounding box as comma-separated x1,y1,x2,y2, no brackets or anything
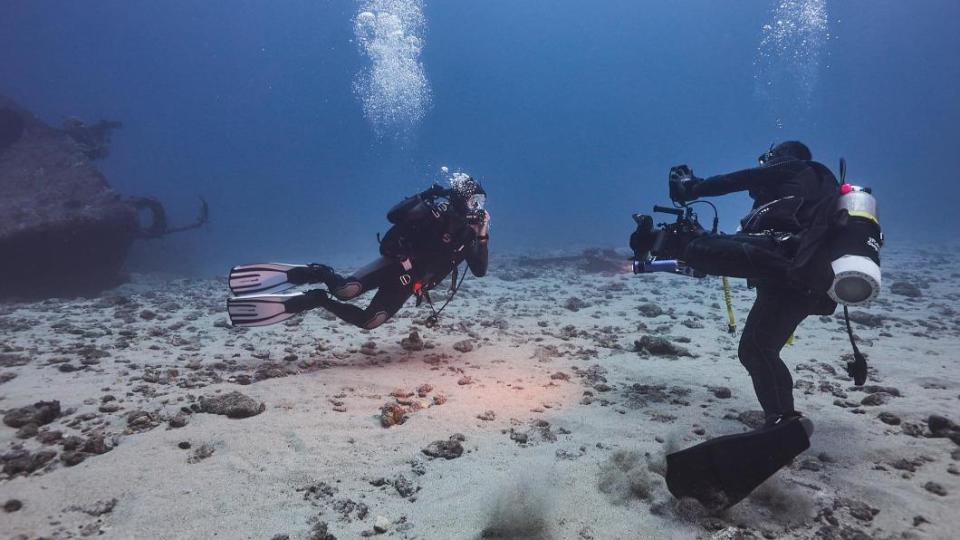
629,205,706,277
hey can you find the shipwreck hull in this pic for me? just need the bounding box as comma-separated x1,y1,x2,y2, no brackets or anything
0,214,136,299
0,95,140,300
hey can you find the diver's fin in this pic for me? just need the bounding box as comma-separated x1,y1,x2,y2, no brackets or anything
665,416,812,510
229,263,309,295
227,292,320,327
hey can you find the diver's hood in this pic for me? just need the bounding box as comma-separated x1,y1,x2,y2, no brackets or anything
447,172,486,212
758,155,797,168
759,141,812,166
449,173,485,197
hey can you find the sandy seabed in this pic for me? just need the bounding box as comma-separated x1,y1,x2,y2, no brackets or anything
1,242,958,540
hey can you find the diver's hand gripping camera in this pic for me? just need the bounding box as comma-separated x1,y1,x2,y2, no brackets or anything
630,205,707,278
466,208,487,226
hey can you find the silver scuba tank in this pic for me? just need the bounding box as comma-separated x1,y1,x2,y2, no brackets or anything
827,180,883,306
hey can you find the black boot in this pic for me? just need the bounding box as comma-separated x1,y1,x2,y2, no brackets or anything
764,411,813,437
287,264,336,285
286,289,329,312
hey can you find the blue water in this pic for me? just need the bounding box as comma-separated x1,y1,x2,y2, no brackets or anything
2,1,958,276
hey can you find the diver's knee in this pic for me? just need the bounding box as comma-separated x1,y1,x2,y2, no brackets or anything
737,337,762,370
361,311,389,330
333,280,363,300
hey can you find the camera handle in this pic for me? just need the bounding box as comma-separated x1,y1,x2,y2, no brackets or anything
653,205,685,217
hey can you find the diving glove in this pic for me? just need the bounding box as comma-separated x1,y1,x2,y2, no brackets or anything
669,165,701,204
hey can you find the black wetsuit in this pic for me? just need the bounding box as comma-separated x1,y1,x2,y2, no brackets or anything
306,193,488,330
682,157,839,421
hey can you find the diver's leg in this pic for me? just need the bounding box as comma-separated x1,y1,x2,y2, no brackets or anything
684,234,791,281
319,285,412,330
323,257,399,301
737,286,811,422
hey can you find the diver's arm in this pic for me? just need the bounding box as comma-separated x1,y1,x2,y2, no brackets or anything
692,164,791,198
386,184,448,224
466,238,489,277
465,211,490,277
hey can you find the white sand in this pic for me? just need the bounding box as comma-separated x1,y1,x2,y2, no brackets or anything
1,242,958,539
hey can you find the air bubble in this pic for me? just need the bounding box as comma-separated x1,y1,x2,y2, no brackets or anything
754,0,829,126
353,0,431,138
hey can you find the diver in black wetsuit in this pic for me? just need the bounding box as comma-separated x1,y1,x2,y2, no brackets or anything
227,174,489,329
669,141,840,425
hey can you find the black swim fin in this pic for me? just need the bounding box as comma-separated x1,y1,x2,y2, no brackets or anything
665,417,812,510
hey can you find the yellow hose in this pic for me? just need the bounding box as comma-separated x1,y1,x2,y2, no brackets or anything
720,276,792,343
722,277,736,334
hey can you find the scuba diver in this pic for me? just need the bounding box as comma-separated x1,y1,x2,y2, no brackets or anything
226,172,489,329
632,140,883,510
666,141,841,426
630,141,883,510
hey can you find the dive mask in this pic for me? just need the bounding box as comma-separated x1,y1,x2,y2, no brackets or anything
758,143,776,166
466,193,486,212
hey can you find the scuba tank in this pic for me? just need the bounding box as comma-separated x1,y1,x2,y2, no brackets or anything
826,159,883,306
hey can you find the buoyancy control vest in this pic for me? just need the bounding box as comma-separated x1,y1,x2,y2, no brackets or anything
379,196,474,290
